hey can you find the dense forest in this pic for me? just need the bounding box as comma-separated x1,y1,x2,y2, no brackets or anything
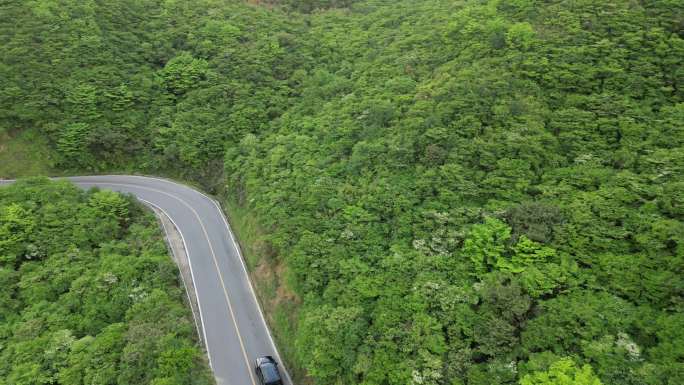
1,0,683,384
0,179,213,385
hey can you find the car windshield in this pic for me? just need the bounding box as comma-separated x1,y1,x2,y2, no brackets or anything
261,363,281,385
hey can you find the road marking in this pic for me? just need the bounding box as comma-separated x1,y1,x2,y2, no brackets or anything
79,174,293,384
206,196,294,385
84,182,257,385
139,199,210,367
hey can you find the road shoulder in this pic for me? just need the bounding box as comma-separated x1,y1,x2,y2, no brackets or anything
149,204,207,352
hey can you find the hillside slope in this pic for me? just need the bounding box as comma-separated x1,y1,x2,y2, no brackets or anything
1,1,683,384
0,179,213,385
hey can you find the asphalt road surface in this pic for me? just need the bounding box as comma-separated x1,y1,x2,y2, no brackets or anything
1,175,291,385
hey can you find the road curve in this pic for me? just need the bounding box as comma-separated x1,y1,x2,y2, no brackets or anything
1,175,291,385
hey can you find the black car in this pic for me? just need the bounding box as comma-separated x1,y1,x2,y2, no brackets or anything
255,356,283,385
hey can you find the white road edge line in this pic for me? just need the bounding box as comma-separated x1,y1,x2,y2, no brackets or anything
0,179,216,372
139,198,211,369
205,195,295,385
5,176,293,384
96,174,294,385
89,181,258,385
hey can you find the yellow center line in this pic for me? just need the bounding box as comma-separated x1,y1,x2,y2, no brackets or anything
86,182,257,385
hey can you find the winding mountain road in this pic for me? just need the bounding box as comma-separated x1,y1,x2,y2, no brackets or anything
1,175,291,385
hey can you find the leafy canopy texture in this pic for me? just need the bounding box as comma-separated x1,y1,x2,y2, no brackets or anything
520,358,603,385
0,179,212,385
1,0,683,384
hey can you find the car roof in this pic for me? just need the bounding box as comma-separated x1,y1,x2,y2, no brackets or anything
261,362,281,384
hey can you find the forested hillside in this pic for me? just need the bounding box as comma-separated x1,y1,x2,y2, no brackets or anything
0,179,212,385
1,0,683,384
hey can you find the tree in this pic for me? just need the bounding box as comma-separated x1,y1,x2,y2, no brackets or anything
520,358,602,385
0,203,35,264
2,1,682,384
0,180,211,385
160,53,210,96
463,217,511,276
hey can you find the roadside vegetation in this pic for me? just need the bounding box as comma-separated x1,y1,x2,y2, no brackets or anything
1,0,682,384
0,129,54,178
0,179,213,385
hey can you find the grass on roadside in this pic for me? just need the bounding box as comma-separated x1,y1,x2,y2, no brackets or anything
0,129,55,178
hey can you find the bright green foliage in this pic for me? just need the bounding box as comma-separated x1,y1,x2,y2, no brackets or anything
56,123,91,167
463,217,512,274
520,358,602,385
0,179,212,385
160,54,210,96
511,236,555,268
1,0,683,384
295,305,365,383
462,219,568,298
465,221,556,274
0,203,35,263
